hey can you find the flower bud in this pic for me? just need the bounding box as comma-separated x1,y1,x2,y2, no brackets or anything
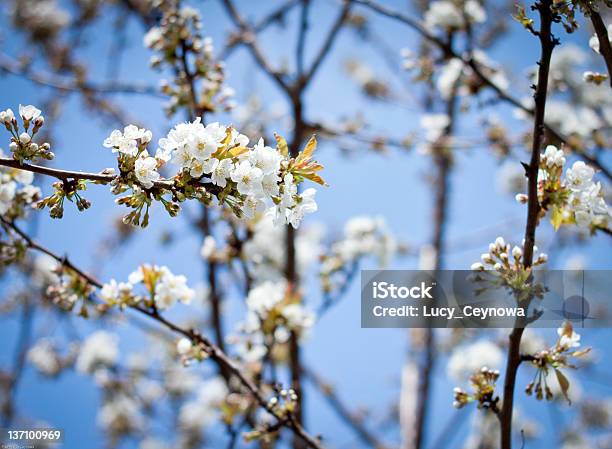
495,236,505,249
471,262,485,271
176,338,193,355
19,133,31,144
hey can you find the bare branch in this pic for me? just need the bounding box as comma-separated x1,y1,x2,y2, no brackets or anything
0,53,163,98
220,0,291,93
303,1,352,85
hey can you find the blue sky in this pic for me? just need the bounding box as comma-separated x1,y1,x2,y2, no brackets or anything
1,0,611,448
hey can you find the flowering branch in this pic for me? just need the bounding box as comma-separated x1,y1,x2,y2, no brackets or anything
499,2,557,448
1,217,325,449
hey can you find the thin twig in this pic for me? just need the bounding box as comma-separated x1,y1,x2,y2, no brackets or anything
303,1,353,86
220,0,291,93
0,53,163,98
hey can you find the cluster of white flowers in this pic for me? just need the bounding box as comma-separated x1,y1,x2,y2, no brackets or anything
1,104,53,162
10,0,70,41
321,216,397,292
158,119,319,227
589,24,612,54
232,280,315,364
424,0,486,31
515,145,610,231
417,114,450,154
100,264,194,310
0,148,40,217
470,236,548,272
242,214,323,283
97,394,144,436
178,377,227,431
436,51,509,100
143,0,234,115
103,125,153,158
447,340,502,383
564,161,610,229
103,118,321,228
27,339,63,376
76,331,119,374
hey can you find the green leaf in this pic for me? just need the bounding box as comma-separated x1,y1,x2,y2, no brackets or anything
228,146,249,158
274,133,289,157
513,4,534,29
554,369,571,405
301,135,317,160
551,205,564,231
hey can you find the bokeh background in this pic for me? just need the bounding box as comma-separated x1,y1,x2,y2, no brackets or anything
0,0,611,448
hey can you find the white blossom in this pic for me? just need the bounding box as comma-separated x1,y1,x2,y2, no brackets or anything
176,338,193,355
447,340,502,382
134,153,160,188
27,339,62,376
76,331,119,374
97,394,144,434
589,24,612,54
543,145,566,168
154,268,194,309
230,160,263,195
103,125,152,156
18,104,42,121
200,236,216,259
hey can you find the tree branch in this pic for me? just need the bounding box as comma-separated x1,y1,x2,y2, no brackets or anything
499,2,556,449
590,10,612,88
0,53,163,98
219,0,291,93
303,1,352,86
0,218,325,449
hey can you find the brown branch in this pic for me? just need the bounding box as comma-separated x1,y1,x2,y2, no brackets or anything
302,1,352,86
404,72,458,449
220,0,302,58
0,158,185,191
351,0,612,182
499,3,556,449
1,218,325,449
0,53,163,98
590,11,612,88
296,0,311,78
220,0,291,93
